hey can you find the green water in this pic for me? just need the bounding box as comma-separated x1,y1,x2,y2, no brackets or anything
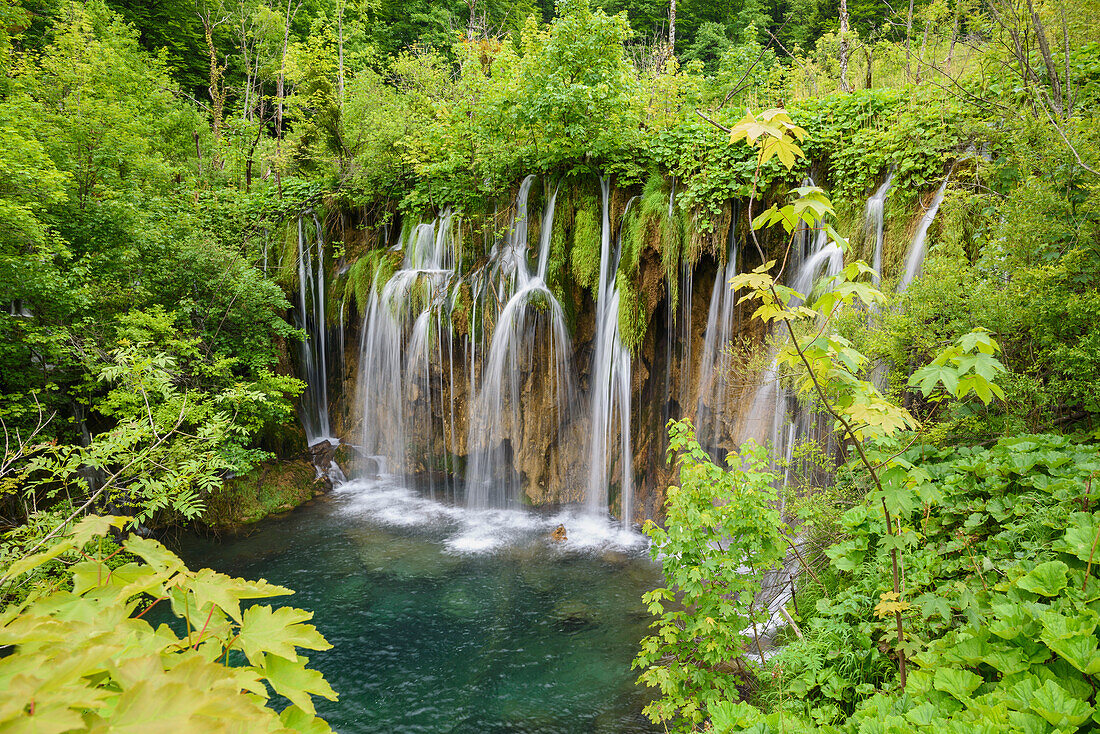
175,480,663,733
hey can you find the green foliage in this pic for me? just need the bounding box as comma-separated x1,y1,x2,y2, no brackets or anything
730,434,1100,732
1012,246,1100,416
0,514,337,731
0,504,129,609
648,105,1081,734
633,421,787,730
908,328,1007,405
493,0,642,173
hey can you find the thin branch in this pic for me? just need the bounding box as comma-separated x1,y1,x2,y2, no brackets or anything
1039,102,1100,176
694,108,730,133
717,18,791,108
0,397,190,583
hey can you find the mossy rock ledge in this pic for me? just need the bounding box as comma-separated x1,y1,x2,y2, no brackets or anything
202,460,322,529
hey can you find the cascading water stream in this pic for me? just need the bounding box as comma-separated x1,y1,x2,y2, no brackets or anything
865,172,894,285
694,212,740,462
738,206,841,486
585,181,635,526
898,174,951,291
495,175,537,298
790,227,843,306
863,172,895,390
466,182,578,510
296,213,334,446
358,212,459,484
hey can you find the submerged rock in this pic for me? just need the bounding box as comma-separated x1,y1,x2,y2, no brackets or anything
552,599,599,631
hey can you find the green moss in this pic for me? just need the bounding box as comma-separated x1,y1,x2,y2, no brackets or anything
616,269,647,354
547,207,570,302
627,171,686,311
451,282,472,337
619,205,642,278
881,192,917,280
939,189,983,261
343,249,400,314
203,460,319,528
345,255,374,315
571,194,601,296
275,221,301,291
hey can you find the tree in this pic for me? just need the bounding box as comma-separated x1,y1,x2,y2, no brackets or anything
669,0,676,55
838,0,850,91
196,0,232,153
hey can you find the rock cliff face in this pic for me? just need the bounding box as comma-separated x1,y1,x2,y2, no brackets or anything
264,151,959,529
310,236,765,526
287,171,912,524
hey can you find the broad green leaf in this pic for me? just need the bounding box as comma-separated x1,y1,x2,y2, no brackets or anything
263,654,338,716
237,605,331,666
70,515,129,546
281,704,335,734
123,536,187,576
933,668,983,700
1017,561,1069,596
905,702,941,726
1054,513,1100,562
3,538,77,579
983,647,1029,675
1045,634,1100,674
1029,678,1094,728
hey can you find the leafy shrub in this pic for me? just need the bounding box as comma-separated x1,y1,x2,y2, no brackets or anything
0,515,338,732
633,421,787,731
716,433,1100,731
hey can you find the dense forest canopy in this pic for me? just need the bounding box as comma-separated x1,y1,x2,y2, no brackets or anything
1,0,1100,730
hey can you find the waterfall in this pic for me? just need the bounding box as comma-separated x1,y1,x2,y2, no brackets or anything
694,212,739,462
791,226,843,305
864,172,894,285
863,172,895,390
466,182,578,509
494,175,537,299
296,214,334,445
358,211,459,484
898,175,950,291
585,181,634,525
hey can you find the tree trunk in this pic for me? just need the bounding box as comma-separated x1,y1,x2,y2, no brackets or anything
905,0,915,81
240,11,256,124
277,0,294,145
1028,0,1063,116
839,0,850,92
202,15,225,147
1062,6,1074,116
467,0,478,39
915,17,931,83
944,3,961,74
245,124,263,192
669,0,676,57
337,0,345,110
